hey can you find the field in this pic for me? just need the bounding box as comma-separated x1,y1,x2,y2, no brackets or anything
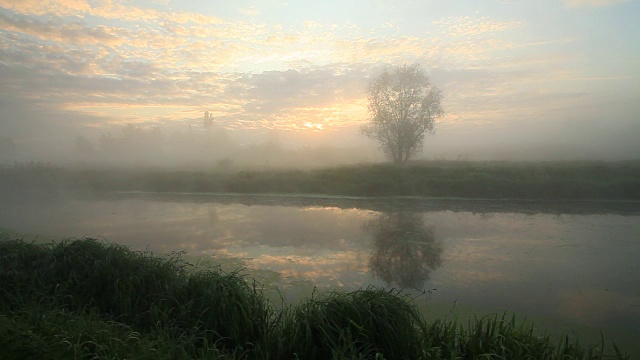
2,160,640,200
0,236,630,359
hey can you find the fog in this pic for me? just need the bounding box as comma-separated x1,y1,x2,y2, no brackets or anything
1,62,638,168
0,84,640,169
1,103,638,169
1,1,640,169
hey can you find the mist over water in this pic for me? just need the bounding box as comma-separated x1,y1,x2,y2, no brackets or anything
2,193,638,345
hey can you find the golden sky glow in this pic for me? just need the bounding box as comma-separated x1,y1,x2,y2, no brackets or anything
1,0,639,160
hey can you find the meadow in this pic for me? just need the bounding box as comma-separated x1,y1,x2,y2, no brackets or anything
2,160,640,200
0,236,630,359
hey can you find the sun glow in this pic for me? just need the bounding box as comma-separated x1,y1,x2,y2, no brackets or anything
303,122,324,131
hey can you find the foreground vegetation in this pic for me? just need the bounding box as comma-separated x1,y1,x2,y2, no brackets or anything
0,236,629,359
2,160,640,200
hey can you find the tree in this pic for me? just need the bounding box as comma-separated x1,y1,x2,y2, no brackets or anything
203,111,213,129
361,64,444,163
363,211,442,288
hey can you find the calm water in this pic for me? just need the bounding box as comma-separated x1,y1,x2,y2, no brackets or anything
2,192,639,351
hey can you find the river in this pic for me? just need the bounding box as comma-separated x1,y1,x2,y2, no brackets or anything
1,191,639,355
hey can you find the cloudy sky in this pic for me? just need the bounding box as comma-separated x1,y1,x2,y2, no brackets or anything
1,0,639,161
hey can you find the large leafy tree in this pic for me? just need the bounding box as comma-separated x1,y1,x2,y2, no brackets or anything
361,64,444,163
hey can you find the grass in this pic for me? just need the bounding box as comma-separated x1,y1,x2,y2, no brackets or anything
0,236,271,357
0,236,631,359
2,160,640,200
278,288,425,359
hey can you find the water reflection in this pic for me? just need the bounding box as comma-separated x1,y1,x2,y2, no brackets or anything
2,194,639,355
364,211,443,288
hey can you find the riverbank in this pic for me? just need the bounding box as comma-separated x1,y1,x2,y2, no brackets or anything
2,160,640,200
0,237,630,359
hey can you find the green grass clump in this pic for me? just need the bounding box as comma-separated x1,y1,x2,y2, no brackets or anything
1,306,169,360
420,313,622,359
0,304,256,359
0,236,631,359
0,236,270,356
278,288,424,359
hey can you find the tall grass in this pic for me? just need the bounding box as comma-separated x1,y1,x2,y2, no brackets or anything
0,236,631,359
277,288,425,359
0,236,270,356
420,313,622,359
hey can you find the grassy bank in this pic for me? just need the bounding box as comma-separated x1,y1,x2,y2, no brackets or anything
0,236,630,359
2,160,640,200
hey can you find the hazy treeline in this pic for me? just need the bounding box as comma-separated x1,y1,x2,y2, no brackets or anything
2,160,639,201
0,122,381,169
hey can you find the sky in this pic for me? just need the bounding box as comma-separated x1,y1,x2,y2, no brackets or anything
0,0,639,163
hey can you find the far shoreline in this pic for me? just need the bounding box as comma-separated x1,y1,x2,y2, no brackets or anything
2,160,639,203
101,190,640,215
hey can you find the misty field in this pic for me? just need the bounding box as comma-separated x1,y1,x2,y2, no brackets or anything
0,237,631,359
2,160,639,200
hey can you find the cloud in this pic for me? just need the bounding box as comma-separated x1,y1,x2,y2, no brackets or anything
1,1,528,82
433,16,522,38
0,19,373,133
238,5,259,16
215,64,374,131
0,16,372,130
0,0,225,25
0,12,126,46
564,0,631,8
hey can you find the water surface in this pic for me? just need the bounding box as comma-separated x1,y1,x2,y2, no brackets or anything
2,192,639,353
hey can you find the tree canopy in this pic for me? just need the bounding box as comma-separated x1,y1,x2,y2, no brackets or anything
361,64,444,163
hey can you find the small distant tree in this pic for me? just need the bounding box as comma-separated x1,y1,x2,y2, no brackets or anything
122,123,144,139
361,64,444,163
203,111,213,129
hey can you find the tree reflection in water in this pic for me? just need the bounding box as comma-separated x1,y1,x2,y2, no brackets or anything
364,211,443,288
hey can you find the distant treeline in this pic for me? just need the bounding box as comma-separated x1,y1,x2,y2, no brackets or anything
2,160,640,200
